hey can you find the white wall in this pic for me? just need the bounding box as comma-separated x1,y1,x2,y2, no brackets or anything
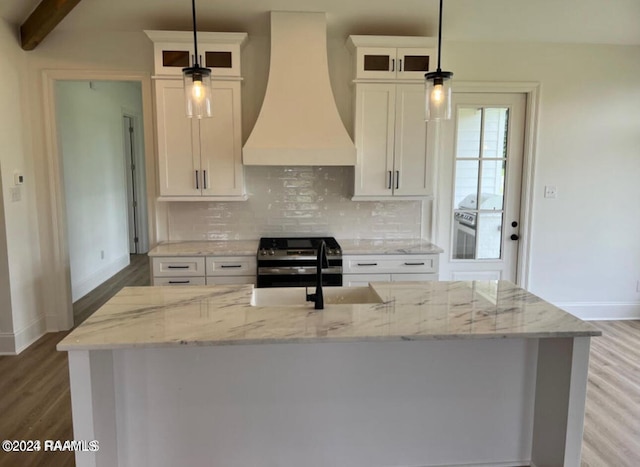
0,19,45,353
445,41,640,318
55,80,143,301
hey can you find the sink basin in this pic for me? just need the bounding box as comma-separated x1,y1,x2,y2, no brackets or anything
250,287,383,307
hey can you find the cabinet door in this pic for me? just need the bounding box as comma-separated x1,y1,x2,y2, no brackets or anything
199,81,245,197
396,47,436,80
355,47,397,80
155,80,200,196
392,84,431,196
154,44,194,76
353,84,396,197
201,43,241,77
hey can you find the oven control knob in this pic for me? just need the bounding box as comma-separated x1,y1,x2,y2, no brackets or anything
269,249,275,256
260,249,267,256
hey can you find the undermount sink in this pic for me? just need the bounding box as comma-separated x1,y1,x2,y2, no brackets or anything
250,287,383,307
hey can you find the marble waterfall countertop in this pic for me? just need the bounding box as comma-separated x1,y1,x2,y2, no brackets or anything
58,281,599,351
147,239,442,257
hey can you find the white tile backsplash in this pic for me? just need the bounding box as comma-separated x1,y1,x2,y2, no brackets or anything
167,167,422,241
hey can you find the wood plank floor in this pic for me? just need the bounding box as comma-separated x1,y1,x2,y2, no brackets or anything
0,268,638,466
0,254,149,467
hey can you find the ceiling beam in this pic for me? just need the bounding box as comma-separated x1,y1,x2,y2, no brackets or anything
20,0,83,51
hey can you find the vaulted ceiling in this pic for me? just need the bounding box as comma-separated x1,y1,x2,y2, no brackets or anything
2,0,640,49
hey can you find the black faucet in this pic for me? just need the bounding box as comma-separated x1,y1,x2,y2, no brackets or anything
306,240,329,310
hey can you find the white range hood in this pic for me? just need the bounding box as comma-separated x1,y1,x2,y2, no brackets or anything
243,12,356,166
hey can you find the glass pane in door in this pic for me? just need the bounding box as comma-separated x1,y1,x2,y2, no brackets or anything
452,106,511,261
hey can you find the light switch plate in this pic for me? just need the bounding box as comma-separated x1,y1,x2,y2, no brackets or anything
10,186,21,202
544,185,557,199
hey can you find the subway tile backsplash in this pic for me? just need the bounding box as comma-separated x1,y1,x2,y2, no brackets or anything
167,167,422,241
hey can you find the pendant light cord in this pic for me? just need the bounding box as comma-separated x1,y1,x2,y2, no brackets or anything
191,0,199,66
436,0,443,72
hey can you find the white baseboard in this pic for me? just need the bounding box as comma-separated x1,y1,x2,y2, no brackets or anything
0,332,16,355
0,316,47,355
72,254,130,302
556,301,640,321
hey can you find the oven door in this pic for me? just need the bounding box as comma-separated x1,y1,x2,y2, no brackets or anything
257,265,342,288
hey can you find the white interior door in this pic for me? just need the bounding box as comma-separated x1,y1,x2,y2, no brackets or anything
436,93,526,282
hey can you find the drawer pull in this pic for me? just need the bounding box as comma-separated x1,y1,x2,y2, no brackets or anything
221,264,242,268
168,280,190,284
167,265,190,269
404,262,425,266
357,263,378,266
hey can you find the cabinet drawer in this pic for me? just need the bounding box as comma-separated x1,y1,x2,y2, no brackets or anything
206,256,257,276
153,276,206,286
152,257,205,277
206,275,256,286
344,273,391,287
344,255,438,274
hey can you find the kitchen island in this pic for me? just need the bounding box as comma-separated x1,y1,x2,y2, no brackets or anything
58,281,600,467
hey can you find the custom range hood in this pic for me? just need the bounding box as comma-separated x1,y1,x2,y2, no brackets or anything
243,12,356,166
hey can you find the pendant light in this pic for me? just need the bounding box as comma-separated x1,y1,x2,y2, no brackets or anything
425,0,453,121
183,0,212,118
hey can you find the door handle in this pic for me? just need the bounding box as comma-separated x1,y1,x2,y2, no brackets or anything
387,171,392,190
391,59,395,72
357,263,378,267
395,170,400,190
167,265,190,269
195,170,199,190
203,170,207,189
510,234,520,241
404,262,425,266
399,59,402,72
221,265,242,268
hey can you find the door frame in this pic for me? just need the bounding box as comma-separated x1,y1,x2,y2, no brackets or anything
41,70,158,330
431,81,540,288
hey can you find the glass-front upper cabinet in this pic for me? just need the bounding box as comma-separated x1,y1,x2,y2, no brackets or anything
347,36,437,81
146,31,248,77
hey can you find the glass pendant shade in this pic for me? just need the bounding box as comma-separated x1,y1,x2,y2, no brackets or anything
425,71,453,121
183,66,212,118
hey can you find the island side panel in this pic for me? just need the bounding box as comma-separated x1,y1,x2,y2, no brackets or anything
67,350,118,467
112,339,538,467
531,336,591,467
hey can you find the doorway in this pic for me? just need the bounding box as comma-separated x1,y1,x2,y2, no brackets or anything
55,80,149,302
436,92,527,282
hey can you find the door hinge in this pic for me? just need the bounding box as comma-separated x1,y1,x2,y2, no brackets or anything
132,201,137,208
129,126,134,134
134,237,139,243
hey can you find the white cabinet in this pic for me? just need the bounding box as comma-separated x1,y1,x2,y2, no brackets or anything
348,36,436,201
146,31,247,78
343,254,439,286
353,83,431,198
347,36,436,80
148,30,247,201
154,79,245,200
151,255,256,286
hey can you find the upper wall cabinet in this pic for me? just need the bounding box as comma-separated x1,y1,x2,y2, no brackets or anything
346,36,437,81
348,36,437,200
145,30,247,78
147,31,248,201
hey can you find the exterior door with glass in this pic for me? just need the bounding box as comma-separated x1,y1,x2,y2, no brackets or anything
436,93,526,282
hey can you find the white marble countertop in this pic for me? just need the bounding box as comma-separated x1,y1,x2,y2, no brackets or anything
148,241,258,256
338,238,443,255
58,281,600,351
148,239,442,257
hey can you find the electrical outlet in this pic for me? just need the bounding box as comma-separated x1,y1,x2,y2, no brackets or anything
544,185,557,199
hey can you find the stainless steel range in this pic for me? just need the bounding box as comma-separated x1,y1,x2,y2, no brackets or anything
257,237,342,288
